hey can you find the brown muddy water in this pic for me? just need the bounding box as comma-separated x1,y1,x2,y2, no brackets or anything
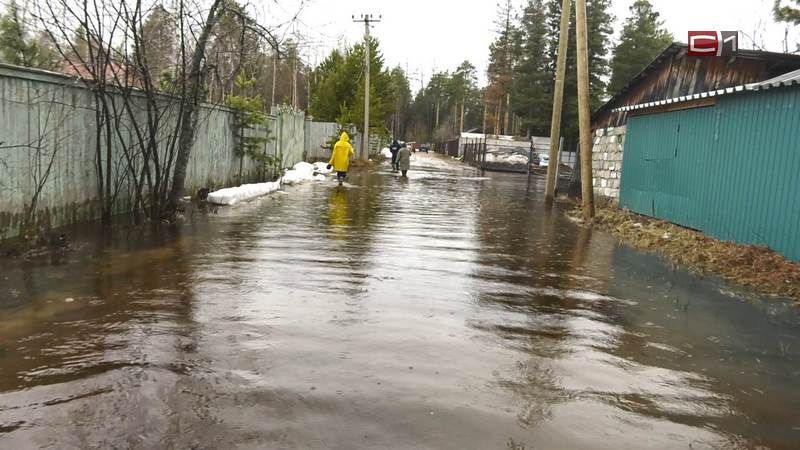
1,153,799,449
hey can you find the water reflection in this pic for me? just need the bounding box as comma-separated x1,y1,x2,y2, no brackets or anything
1,155,799,449
327,188,350,241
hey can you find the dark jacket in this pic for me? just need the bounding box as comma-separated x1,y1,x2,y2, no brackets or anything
389,140,401,153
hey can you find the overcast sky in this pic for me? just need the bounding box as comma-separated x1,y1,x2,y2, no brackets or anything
264,0,800,89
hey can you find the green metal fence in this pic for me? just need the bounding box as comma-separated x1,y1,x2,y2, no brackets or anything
620,86,800,262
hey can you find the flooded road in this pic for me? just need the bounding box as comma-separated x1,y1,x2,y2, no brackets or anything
1,153,799,449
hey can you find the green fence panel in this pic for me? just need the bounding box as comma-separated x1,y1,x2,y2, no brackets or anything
620,86,800,262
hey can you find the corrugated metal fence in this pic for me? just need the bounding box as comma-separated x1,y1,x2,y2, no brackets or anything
305,121,340,161
0,64,340,240
620,86,800,262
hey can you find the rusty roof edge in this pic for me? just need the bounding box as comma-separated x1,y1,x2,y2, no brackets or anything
594,43,800,121
592,43,684,121
611,68,800,113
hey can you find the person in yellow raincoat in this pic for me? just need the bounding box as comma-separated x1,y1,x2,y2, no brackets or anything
327,132,355,186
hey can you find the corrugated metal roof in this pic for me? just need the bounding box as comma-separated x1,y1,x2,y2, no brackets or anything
612,67,800,113
748,67,800,89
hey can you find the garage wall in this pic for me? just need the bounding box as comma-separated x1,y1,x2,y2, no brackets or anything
619,86,800,262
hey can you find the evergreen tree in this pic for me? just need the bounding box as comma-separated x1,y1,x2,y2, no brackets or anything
404,61,482,142
586,0,613,108
309,49,352,121
32,31,60,71
387,66,412,138
226,71,273,181
544,0,613,139
450,61,479,134
774,0,800,24
512,0,551,136
206,1,264,102
486,0,517,135
0,0,43,68
141,5,177,84
309,37,394,135
608,0,673,96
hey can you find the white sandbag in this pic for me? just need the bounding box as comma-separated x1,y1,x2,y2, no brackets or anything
207,181,281,205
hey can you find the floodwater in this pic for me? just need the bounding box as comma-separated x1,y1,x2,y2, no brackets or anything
1,154,799,449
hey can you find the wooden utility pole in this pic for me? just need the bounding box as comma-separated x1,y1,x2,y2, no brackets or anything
435,97,440,129
292,50,298,109
544,0,571,208
271,52,278,107
481,100,487,134
459,101,465,134
504,93,511,135
353,14,381,161
494,102,500,136
575,0,595,219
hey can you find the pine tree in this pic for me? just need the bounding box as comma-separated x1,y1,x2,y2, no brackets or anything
141,5,177,84
32,31,60,71
387,66,412,138
774,0,800,24
226,71,273,181
586,0,614,109
450,61,479,134
486,0,517,135
309,37,394,135
0,0,38,67
206,1,264,102
512,0,551,136
544,0,612,139
608,0,673,96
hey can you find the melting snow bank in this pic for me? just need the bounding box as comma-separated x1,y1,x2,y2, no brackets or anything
207,181,281,205
484,153,529,165
207,162,332,205
282,162,331,185
380,147,392,158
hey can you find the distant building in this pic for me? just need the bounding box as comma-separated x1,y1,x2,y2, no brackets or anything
61,59,141,87
590,43,800,200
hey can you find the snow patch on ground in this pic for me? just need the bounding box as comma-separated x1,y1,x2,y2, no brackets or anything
208,162,330,205
207,181,281,205
380,147,392,158
282,161,331,185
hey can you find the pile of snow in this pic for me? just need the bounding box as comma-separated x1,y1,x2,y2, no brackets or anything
282,162,316,185
282,161,330,185
207,181,280,205
314,162,333,174
484,153,529,165
208,161,330,206
380,147,392,158
506,154,530,165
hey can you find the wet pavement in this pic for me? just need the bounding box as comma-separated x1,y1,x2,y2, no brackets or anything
1,153,799,449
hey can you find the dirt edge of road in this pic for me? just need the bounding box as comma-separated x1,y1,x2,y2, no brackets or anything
567,201,800,302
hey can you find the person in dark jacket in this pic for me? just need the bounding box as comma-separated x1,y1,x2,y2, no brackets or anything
389,140,402,172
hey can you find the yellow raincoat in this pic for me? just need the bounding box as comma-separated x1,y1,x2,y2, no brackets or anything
329,132,355,172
